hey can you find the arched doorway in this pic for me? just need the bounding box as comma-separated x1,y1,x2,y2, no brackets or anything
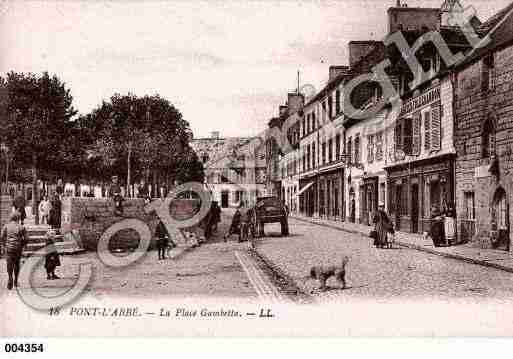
491,187,510,251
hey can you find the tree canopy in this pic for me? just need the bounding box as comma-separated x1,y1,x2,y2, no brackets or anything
0,72,204,193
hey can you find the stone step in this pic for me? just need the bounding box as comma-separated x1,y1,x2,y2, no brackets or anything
23,241,85,257
26,235,64,244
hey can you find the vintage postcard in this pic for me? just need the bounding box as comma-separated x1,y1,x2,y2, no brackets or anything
2,0,513,341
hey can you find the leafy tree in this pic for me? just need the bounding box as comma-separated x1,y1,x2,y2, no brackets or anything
1,72,77,223
85,93,202,197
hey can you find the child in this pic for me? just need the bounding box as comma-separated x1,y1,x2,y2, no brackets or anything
45,230,61,280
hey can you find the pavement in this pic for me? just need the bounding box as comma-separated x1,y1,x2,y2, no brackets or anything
0,211,283,303
289,213,513,274
254,218,513,302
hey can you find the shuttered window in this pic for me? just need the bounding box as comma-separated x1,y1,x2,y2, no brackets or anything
367,135,374,163
403,119,413,155
395,120,403,152
376,132,383,160
412,112,421,155
424,110,431,151
347,138,352,164
431,102,441,151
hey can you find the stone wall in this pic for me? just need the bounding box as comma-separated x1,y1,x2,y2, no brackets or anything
454,43,513,249
62,197,203,251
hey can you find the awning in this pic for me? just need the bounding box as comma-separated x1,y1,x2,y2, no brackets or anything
296,182,314,197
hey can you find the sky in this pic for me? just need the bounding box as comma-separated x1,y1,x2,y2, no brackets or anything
1,0,511,138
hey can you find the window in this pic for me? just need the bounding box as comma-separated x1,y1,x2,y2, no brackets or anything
322,142,326,164
354,135,361,164
335,89,341,114
312,142,316,168
312,112,316,130
403,118,413,154
321,102,327,123
307,144,311,170
482,54,495,93
302,119,306,137
482,118,495,158
395,118,413,155
328,96,333,119
424,110,431,151
367,135,374,163
376,132,383,160
221,169,230,183
335,134,341,161
347,137,352,164
328,138,333,163
464,191,475,220
380,183,386,207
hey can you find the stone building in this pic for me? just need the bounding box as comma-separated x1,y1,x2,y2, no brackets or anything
454,3,513,250
190,132,267,208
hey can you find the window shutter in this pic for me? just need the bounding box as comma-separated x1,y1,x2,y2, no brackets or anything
412,112,421,155
424,111,431,151
395,119,403,151
431,102,441,151
403,118,413,155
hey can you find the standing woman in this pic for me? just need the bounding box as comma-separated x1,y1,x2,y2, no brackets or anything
38,195,52,225
1,212,27,290
373,202,392,249
444,205,456,246
12,192,26,225
49,193,62,232
430,206,445,247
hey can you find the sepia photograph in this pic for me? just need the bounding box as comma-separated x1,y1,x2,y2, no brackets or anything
2,0,513,340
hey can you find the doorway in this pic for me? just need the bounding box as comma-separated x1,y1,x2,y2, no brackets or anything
221,191,229,208
411,183,419,233
492,187,510,251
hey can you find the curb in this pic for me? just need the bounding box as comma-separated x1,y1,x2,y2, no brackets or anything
291,216,513,275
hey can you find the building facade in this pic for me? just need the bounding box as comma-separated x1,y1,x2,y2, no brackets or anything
454,3,513,250
191,132,267,208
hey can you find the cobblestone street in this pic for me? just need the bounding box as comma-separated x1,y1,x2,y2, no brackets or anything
256,218,513,302
4,216,513,304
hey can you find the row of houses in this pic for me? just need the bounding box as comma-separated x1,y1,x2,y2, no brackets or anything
265,0,513,251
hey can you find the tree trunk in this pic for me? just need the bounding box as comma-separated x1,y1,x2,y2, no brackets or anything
32,154,39,225
127,141,132,198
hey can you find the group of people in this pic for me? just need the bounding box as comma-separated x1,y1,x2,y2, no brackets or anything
372,203,457,248
0,212,61,290
224,203,251,242
38,194,62,229
429,205,456,247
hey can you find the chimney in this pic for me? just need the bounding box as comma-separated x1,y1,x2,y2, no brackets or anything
210,131,220,139
349,41,382,68
329,65,350,82
279,105,289,117
287,93,305,115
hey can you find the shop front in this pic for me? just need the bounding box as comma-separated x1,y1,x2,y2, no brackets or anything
359,176,379,226
298,176,317,218
386,154,455,234
318,167,344,221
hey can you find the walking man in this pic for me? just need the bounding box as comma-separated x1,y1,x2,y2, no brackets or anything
155,220,169,260
108,176,124,216
1,212,27,290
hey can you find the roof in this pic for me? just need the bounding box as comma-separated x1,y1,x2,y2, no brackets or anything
457,1,513,67
304,42,385,108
